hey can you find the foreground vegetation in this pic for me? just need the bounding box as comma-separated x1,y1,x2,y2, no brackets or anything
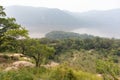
0,66,102,80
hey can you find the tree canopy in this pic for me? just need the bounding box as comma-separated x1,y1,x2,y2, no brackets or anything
22,39,55,67
0,6,28,52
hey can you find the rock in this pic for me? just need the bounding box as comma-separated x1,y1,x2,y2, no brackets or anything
97,74,102,77
4,66,18,71
4,61,35,71
22,57,31,61
9,54,24,60
42,61,59,68
12,61,35,68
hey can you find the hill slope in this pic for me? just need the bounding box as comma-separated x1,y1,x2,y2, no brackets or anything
45,31,94,39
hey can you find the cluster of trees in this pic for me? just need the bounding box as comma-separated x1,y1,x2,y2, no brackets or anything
40,37,120,55
45,31,119,54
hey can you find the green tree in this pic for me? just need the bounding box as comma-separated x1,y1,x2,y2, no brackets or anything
0,6,28,52
24,39,55,67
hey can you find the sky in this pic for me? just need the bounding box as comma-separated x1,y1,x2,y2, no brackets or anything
0,0,120,12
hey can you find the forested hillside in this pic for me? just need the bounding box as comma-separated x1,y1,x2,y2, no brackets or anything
43,35,120,80
45,31,94,39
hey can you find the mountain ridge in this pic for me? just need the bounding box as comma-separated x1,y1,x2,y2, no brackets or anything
5,6,120,38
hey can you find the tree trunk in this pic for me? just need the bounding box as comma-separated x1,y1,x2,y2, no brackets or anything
36,61,39,67
31,55,40,67
35,53,41,67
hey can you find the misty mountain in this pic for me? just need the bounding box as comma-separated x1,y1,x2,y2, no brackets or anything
5,6,120,38
71,9,120,27
5,6,81,33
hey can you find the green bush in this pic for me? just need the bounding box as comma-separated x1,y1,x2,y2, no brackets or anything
0,70,34,80
48,66,102,80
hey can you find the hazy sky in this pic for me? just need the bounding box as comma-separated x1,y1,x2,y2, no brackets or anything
1,0,120,12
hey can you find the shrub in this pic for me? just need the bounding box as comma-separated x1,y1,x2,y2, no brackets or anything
48,65,102,80
0,69,34,80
